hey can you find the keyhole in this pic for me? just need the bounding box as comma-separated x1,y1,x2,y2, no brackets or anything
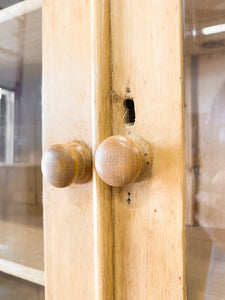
124,98,135,127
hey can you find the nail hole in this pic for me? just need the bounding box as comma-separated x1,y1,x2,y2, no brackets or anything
127,192,131,204
146,162,150,165
124,98,135,127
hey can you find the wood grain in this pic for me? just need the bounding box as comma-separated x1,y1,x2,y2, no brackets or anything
111,0,185,299
95,136,143,187
41,142,92,188
95,135,152,187
43,0,95,299
43,0,114,298
91,0,114,299
42,144,77,188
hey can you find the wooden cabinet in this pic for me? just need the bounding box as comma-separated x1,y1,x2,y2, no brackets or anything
0,0,224,299
42,0,184,299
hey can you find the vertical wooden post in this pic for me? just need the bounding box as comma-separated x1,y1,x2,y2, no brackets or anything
111,0,185,299
43,1,95,298
91,0,114,299
43,0,114,299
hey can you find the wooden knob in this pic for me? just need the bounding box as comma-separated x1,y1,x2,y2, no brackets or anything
41,141,92,188
95,135,152,187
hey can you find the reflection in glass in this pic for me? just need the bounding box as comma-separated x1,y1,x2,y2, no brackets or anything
0,88,14,164
184,0,225,299
0,1,44,299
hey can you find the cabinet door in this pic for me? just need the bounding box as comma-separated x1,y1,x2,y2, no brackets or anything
42,1,185,299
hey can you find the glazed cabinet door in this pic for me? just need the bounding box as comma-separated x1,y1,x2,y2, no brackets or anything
42,1,185,300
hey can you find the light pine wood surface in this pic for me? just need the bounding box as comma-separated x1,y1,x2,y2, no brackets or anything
111,0,185,299
41,142,92,188
43,0,115,298
91,0,114,299
43,0,185,299
95,135,152,187
43,0,95,299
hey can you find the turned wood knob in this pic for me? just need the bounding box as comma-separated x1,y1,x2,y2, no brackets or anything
95,135,152,187
41,141,92,188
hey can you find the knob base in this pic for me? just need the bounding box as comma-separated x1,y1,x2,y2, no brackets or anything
69,141,92,184
132,136,152,182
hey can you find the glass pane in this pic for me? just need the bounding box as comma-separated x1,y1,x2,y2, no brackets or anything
0,0,24,10
183,1,225,299
0,272,44,300
0,0,44,297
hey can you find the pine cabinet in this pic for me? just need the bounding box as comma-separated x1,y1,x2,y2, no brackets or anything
0,0,224,299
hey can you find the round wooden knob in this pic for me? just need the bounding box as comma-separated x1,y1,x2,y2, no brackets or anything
41,141,92,188
95,135,152,187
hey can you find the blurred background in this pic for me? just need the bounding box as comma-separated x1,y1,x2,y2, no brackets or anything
184,0,225,299
0,0,43,299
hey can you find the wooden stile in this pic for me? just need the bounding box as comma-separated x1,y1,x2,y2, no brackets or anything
43,0,114,299
91,0,114,299
111,1,185,299
43,1,95,298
